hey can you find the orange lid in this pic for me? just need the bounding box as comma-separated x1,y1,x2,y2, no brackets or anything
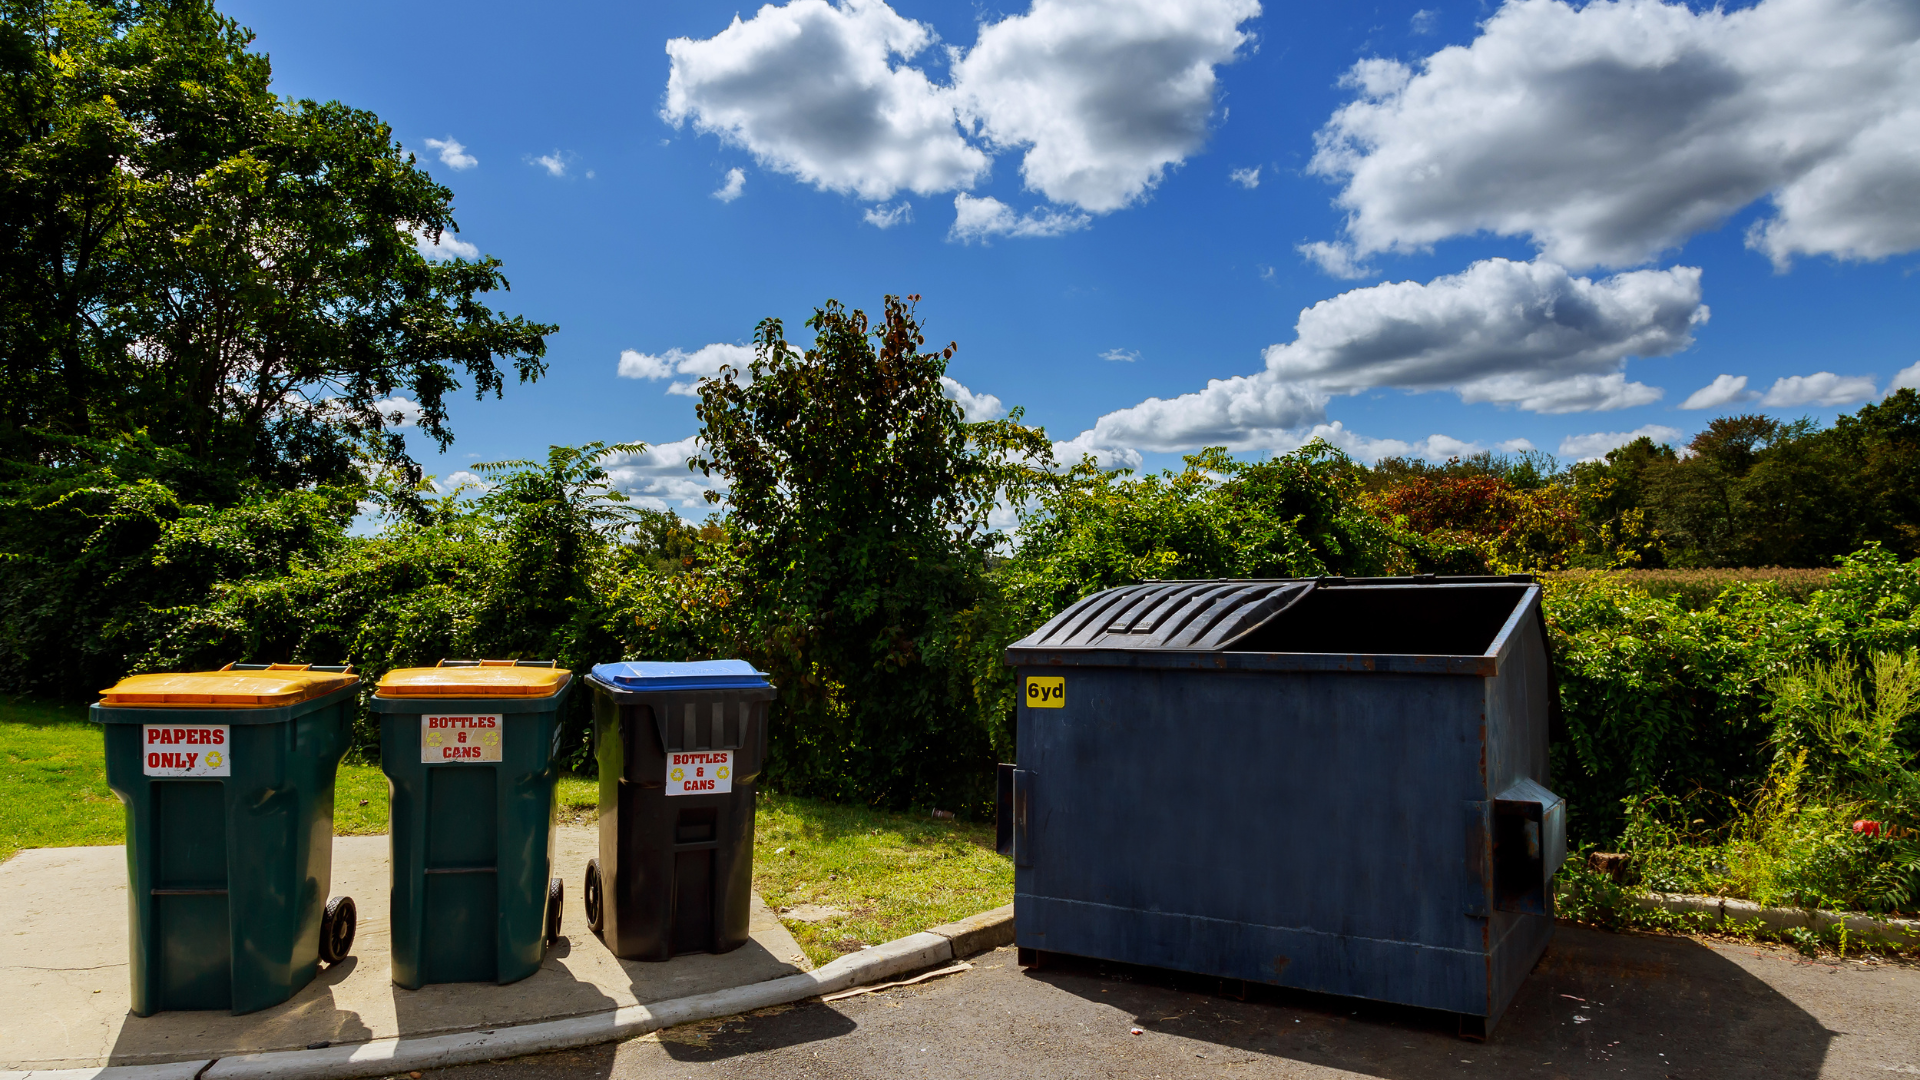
100,666,357,708
376,664,571,699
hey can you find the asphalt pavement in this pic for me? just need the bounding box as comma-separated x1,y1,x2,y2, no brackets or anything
395,925,1919,1080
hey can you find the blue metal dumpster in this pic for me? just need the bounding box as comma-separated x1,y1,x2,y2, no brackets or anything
1002,576,1564,1035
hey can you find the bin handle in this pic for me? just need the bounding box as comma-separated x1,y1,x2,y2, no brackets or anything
219,661,353,674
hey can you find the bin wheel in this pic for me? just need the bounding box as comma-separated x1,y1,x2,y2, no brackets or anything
584,859,605,934
545,876,564,948
320,895,356,965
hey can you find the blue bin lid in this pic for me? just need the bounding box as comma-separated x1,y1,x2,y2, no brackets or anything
589,660,771,692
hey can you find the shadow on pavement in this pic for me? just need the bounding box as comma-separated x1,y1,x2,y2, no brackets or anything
107,954,376,1067
1030,924,1832,1079
389,936,622,1045
650,1002,859,1062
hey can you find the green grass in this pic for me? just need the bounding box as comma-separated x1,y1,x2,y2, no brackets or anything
0,697,124,864
750,793,1013,968
0,696,400,856
0,701,1014,965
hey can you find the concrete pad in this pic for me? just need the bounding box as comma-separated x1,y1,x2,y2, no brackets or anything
0,827,809,1071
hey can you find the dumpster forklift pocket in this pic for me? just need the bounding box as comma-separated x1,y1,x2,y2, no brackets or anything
1493,779,1567,916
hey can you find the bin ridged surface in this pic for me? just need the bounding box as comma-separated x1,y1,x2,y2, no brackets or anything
588,666,774,961
95,684,356,1016
373,677,572,988
1004,576,1560,1033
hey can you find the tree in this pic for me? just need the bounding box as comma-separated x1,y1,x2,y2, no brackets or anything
1009,443,1481,620
693,295,1050,811
0,0,556,697
0,0,554,488
1568,436,1676,568
1821,388,1920,559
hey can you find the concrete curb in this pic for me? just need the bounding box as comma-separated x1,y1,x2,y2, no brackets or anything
1628,892,1920,946
3,906,1015,1080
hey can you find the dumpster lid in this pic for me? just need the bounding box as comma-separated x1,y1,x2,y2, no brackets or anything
589,660,771,692
1013,580,1318,651
99,664,358,707
376,662,572,698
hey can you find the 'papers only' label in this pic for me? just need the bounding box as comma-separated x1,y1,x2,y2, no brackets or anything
666,751,731,795
422,714,503,763
143,725,231,776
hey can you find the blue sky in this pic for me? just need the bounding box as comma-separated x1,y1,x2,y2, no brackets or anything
224,0,1919,514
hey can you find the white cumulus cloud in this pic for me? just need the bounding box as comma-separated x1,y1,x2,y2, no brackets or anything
1297,240,1375,280
1890,362,1920,393
663,0,1260,219
618,343,757,396
663,0,987,201
1064,375,1331,455
1230,166,1261,189
1261,258,1702,413
531,151,569,178
1264,423,1506,464
952,0,1260,213
940,376,1007,420
1559,424,1685,461
1500,438,1538,453
372,396,424,428
1050,432,1145,471
408,226,479,262
1308,0,1920,269
1681,373,1760,410
713,167,747,202
603,437,724,511
1048,256,1702,463
863,201,913,228
433,470,492,495
423,136,478,171
1099,348,1139,362
949,194,1090,243
1759,372,1878,408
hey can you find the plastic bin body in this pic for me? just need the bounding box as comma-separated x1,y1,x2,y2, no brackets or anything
1004,577,1562,1033
587,661,774,961
93,668,357,1016
372,662,573,988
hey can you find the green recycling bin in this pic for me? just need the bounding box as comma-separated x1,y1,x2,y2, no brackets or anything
94,663,360,1016
372,660,574,988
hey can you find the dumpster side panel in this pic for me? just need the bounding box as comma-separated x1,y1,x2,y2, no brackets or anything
1484,606,1555,1023
1013,665,1492,1015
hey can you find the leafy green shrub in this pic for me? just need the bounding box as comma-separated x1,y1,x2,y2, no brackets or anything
1544,573,1776,844
1542,567,1836,609
1003,444,1480,622
689,297,1050,816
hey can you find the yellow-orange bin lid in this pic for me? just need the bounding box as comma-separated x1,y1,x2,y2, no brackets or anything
100,665,357,708
376,664,571,699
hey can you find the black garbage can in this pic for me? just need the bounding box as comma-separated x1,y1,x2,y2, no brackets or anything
1002,576,1565,1036
584,661,775,961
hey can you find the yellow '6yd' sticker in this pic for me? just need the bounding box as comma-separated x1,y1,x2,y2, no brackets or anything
1026,676,1065,708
